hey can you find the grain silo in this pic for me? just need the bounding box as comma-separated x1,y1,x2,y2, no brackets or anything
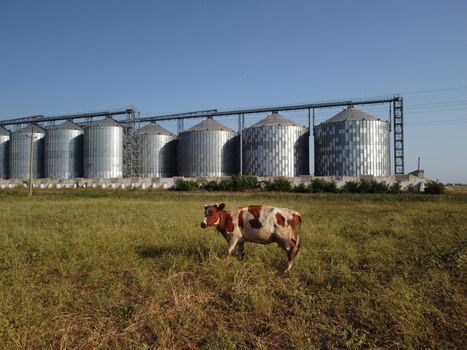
243,112,309,177
178,117,239,177
0,127,9,179
45,121,84,179
9,124,45,179
83,117,123,178
314,107,391,176
137,122,177,178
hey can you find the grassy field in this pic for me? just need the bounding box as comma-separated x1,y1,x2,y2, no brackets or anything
0,190,465,349
446,185,467,195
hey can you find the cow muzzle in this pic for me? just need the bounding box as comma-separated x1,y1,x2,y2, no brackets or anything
200,222,207,229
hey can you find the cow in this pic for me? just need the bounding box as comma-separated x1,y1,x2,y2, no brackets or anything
200,203,301,272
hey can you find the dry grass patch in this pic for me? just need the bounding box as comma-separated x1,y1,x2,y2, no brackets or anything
0,190,466,349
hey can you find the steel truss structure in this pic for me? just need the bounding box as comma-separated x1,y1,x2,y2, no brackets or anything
122,109,141,178
393,98,404,174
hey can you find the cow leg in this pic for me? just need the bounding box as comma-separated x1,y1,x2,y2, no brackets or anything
284,236,300,273
238,241,245,260
226,235,241,258
284,246,294,272
289,236,300,261
276,239,293,273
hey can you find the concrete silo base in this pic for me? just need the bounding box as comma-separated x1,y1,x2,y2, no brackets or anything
0,173,428,192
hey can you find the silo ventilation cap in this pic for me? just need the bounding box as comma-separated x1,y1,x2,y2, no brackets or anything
50,120,84,131
249,112,303,128
183,118,236,133
137,122,175,136
323,107,379,124
0,126,10,135
16,124,46,133
88,117,122,127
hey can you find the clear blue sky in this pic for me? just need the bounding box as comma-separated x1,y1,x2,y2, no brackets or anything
1,0,466,183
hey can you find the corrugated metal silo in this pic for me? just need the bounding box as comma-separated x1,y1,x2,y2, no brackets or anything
178,118,239,177
9,124,45,179
45,121,84,179
0,127,9,179
243,112,309,177
84,118,123,178
314,107,391,176
137,123,177,178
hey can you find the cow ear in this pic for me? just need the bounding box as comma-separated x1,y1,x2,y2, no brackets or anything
218,203,225,211
204,204,209,209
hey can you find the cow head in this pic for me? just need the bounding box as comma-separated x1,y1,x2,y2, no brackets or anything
200,203,225,229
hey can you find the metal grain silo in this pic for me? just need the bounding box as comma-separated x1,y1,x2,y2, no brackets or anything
137,123,177,178
178,117,239,177
84,117,123,178
9,124,45,179
0,127,9,179
243,112,309,177
45,121,83,179
314,107,391,176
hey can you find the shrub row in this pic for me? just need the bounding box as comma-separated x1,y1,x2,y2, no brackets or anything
173,175,259,192
172,176,444,194
424,180,446,194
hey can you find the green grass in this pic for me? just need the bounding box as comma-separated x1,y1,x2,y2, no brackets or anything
0,190,466,349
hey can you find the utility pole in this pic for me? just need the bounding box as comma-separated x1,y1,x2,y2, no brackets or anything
27,127,35,197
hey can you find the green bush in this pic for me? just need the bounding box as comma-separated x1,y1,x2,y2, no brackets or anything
198,175,261,192
369,180,389,193
174,176,414,195
293,183,310,193
173,179,200,191
203,181,223,191
228,174,260,191
265,177,292,192
310,178,337,193
343,180,360,193
424,180,445,194
406,183,416,193
342,179,389,193
389,181,402,193
357,179,372,193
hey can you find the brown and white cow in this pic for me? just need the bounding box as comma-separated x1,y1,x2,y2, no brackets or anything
200,203,301,272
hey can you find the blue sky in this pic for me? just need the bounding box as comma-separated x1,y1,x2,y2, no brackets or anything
1,0,466,182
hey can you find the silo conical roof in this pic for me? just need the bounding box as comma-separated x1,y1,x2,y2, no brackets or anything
0,126,10,135
250,112,303,128
323,107,379,124
90,117,121,127
50,120,84,131
137,122,175,136
16,124,45,133
184,117,236,133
